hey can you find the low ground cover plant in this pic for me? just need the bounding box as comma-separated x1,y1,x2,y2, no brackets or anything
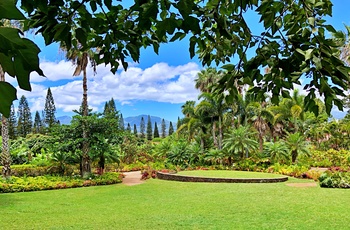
0,172,122,193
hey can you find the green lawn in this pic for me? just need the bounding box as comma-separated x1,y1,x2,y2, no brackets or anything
177,170,285,178
1,177,349,229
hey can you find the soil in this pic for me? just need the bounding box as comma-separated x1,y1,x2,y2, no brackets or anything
286,182,318,188
122,171,145,186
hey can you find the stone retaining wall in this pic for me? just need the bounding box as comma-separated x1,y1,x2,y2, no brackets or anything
156,171,288,183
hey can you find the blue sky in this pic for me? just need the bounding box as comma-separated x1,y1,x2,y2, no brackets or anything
12,0,350,122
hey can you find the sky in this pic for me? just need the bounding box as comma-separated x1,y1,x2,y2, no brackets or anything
10,0,350,122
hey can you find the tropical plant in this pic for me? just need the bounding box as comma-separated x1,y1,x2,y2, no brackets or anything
263,141,289,164
285,132,310,164
222,125,258,163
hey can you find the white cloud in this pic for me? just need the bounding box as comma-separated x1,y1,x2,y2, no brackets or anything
22,61,201,114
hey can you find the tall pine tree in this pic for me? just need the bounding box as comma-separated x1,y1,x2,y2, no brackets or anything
169,121,174,136
126,123,131,132
103,98,118,118
140,117,145,138
146,115,152,140
44,88,56,127
133,124,138,136
177,117,181,130
119,113,125,131
8,104,17,139
33,111,43,133
153,122,159,138
161,119,166,138
17,95,32,137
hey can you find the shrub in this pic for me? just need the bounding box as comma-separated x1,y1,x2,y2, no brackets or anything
319,171,350,188
0,172,122,193
0,164,78,177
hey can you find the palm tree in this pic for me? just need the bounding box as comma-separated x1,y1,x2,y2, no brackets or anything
197,92,228,149
246,101,274,152
263,141,289,164
0,19,24,178
222,125,258,162
0,65,11,178
195,68,221,93
62,46,97,177
285,132,310,163
271,89,305,134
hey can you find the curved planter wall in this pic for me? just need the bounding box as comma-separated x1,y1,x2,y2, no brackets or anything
157,171,288,183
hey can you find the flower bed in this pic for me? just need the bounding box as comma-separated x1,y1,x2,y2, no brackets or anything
0,172,122,193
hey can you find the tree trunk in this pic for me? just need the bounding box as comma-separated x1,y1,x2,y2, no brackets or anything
1,116,11,179
0,65,11,179
81,63,91,178
291,150,298,163
212,119,218,148
259,132,263,153
218,116,223,150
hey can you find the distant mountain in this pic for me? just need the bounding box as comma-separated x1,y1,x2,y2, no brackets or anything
57,116,72,125
124,114,176,132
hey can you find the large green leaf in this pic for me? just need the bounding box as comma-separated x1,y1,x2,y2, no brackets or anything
0,0,25,20
0,82,17,117
0,27,26,55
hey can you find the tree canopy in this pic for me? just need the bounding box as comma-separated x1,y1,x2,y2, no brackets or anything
1,0,350,117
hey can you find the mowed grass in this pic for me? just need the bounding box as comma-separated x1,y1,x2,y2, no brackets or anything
177,170,285,178
1,177,350,229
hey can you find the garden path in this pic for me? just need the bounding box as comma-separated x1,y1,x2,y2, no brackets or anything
122,171,144,186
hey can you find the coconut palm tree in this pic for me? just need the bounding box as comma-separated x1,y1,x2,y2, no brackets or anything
0,65,11,178
61,44,97,177
0,19,24,178
196,92,228,149
195,68,221,93
246,101,275,152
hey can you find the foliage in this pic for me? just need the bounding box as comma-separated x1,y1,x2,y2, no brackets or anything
17,95,32,137
300,149,350,168
161,119,166,138
169,121,174,135
146,115,152,140
223,125,258,159
0,164,76,177
43,87,57,127
140,117,145,138
153,122,159,138
0,172,122,193
263,141,289,164
285,132,310,163
319,171,350,188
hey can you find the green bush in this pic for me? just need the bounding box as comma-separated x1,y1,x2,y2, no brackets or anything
0,172,122,193
319,171,350,188
0,164,78,177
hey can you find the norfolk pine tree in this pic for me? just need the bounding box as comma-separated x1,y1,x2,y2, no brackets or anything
44,87,56,127
133,124,138,137
17,95,32,137
126,123,131,132
146,115,152,140
140,117,145,139
154,122,160,138
161,119,166,138
169,122,174,136
33,111,43,133
119,113,125,131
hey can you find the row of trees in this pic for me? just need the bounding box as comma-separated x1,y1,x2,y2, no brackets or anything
1,88,57,139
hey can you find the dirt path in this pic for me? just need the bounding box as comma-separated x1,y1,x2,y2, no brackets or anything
122,171,144,186
286,182,318,188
